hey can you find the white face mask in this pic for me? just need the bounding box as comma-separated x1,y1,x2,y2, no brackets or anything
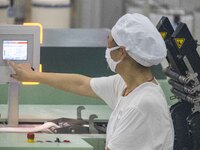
105,46,121,72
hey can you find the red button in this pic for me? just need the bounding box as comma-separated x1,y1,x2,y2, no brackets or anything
63,140,70,143
27,132,35,139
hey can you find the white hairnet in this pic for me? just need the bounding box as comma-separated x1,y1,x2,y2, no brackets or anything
111,13,167,67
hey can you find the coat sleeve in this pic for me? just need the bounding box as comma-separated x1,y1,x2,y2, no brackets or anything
90,75,121,109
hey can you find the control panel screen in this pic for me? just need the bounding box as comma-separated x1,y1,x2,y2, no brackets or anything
3,40,28,60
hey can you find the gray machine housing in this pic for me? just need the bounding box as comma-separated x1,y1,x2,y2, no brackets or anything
0,25,40,83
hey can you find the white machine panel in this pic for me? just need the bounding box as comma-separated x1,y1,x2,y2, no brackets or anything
0,25,40,83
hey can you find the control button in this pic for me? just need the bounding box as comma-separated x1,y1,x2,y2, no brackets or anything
36,140,43,143
45,140,53,143
63,140,70,143
55,137,61,143
27,132,35,143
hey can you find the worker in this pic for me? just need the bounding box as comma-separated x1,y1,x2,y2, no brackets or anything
7,13,174,150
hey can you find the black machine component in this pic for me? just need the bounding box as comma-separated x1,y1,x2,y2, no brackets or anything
157,16,200,150
187,112,200,150
48,117,89,134
170,88,198,104
171,23,200,82
48,117,107,134
156,16,174,40
163,67,190,84
168,79,195,95
46,106,107,134
170,102,193,150
157,16,200,102
156,17,188,75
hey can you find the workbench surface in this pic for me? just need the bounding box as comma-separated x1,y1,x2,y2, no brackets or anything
0,133,93,150
0,105,112,122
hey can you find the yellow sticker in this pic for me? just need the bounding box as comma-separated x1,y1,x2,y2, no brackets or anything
160,32,167,39
175,38,185,49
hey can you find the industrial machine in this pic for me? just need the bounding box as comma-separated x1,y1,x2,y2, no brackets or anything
157,17,200,150
0,25,40,126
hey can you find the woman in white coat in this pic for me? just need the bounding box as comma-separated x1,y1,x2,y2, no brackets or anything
8,13,174,150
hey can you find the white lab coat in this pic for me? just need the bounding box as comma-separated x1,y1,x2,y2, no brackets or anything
90,74,174,150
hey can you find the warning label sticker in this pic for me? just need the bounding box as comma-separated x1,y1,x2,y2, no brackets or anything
160,32,167,39
175,38,185,49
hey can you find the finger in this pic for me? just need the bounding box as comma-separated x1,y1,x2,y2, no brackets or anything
7,61,18,73
7,60,15,68
10,74,18,80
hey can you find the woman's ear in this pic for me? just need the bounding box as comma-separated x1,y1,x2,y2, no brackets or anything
120,47,127,60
